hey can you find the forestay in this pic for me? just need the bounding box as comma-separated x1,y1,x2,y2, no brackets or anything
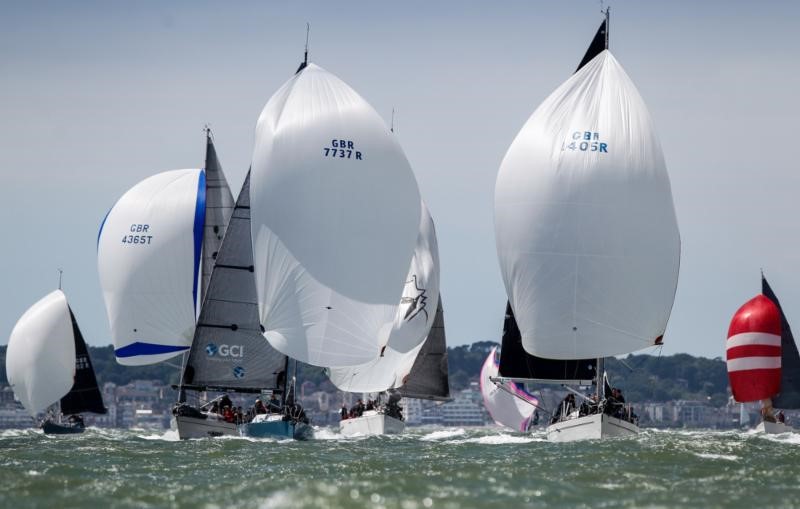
6,290,77,416
480,347,539,432
98,169,206,365
250,63,421,367
494,50,680,359
327,204,440,392
182,172,287,392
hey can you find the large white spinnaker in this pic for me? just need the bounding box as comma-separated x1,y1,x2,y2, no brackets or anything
328,341,426,394
250,63,422,367
480,347,538,432
98,169,206,366
388,202,441,353
327,203,440,392
6,290,76,417
494,50,680,360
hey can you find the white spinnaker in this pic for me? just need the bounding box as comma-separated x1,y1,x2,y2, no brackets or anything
250,63,421,367
494,50,680,360
328,341,426,394
327,203,440,392
98,169,206,366
480,347,538,432
6,290,76,417
388,201,440,353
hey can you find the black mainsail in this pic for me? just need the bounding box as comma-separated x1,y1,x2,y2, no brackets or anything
181,172,287,394
575,12,608,72
763,276,800,409
498,303,596,384
59,308,107,415
398,299,450,401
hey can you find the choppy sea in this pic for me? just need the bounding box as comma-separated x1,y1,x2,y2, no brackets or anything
1,426,799,508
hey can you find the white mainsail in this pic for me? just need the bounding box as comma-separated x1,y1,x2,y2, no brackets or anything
250,63,422,368
98,169,206,366
327,203,440,392
494,50,680,360
6,290,76,417
480,347,538,432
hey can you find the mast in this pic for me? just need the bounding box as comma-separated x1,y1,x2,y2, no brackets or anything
296,23,310,73
596,357,605,401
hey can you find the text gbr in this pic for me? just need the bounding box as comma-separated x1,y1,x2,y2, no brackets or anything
323,139,363,160
561,131,608,153
122,224,152,245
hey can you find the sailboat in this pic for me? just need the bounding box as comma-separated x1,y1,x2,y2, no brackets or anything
6,289,107,434
331,300,450,437
493,9,681,442
480,346,539,432
173,172,311,440
327,204,443,436
248,54,422,374
727,274,800,434
97,130,234,366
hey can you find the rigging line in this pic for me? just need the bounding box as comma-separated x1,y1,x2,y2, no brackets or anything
304,22,310,65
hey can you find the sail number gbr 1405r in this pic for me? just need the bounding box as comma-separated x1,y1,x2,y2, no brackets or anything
121,224,152,245
323,139,363,160
561,131,608,153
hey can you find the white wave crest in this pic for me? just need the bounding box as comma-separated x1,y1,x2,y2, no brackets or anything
419,428,466,441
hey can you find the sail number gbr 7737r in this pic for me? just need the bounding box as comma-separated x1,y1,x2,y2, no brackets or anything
121,224,152,245
323,139,363,160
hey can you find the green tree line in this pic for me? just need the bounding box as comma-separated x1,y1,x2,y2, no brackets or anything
0,344,730,404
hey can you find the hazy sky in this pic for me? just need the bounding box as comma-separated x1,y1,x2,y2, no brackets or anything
1,1,798,359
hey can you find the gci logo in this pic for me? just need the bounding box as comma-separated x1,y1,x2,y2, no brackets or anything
205,343,244,358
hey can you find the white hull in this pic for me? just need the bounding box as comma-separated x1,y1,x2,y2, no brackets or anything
755,421,793,434
546,413,639,442
174,414,238,439
339,411,405,437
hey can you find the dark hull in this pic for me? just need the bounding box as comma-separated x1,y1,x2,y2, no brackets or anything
41,420,85,435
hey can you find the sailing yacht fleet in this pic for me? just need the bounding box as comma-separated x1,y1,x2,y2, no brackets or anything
4,10,799,441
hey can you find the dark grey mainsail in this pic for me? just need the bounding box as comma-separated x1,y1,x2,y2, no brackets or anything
763,276,800,409
59,308,107,416
398,299,450,401
498,302,596,384
200,129,235,301
575,10,608,72
181,172,287,393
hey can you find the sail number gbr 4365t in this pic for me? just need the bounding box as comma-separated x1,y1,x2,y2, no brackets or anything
323,139,363,160
561,131,608,153
121,224,152,245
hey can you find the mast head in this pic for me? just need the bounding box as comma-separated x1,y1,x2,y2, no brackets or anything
296,23,310,74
